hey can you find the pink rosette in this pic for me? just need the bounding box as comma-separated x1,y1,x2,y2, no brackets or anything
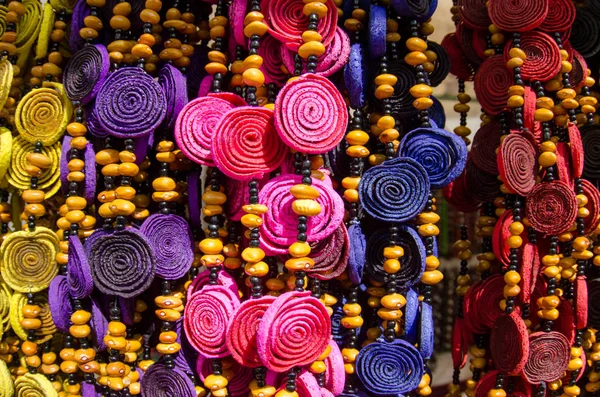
259,35,290,86
184,284,241,358
174,97,235,167
274,74,347,154
229,0,247,47
258,174,344,255
186,269,239,301
257,290,331,372
324,340,345,396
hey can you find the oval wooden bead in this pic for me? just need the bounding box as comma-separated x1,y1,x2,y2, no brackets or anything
27,153,52,168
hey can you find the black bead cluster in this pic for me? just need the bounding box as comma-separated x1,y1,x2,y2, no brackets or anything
481,202,495,280
543,236,559,332
383,225,399,342
421,194,435,305
505,196,521,314
211,0,229,93
511,33,524,129
379,56,395,160
409,20,431,128
533,80,556,182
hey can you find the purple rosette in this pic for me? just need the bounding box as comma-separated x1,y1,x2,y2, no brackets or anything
158,64,188,129
85,101,110,138
348,223,366,284
48,275,73,333
419,302,434,359
63,44,110,105
391,0,438,21
67,235,94,299
83,143,96,203
139,214,194,280
90,296,108,351
69,0,89,52
187,171,201,229
344,44,365,109
141,364,196,397
369,5,387,58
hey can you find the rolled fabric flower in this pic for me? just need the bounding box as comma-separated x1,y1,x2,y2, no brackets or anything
229,0,246,47
196,357,254,397
259,35,288,86
48,275,73,333
348,223,366,284
185,284,240,358
569,50,587,89
293,369,322,397
404,288,419,344
90,296,108,352
258,174,344,255
83,143,96,203
85,101,109,138
330,301,345,347
187,171,201,229
324,340,345,396
463,275,506,333
88,229,156,298
539,0,575,33
382,61,418,118
526,181,578,236
141,364,196,397
442,169,481,213
212,107,287,181
263,0,337,51
427,42,450,87
523,331,570,384
344,43,366,109
187,48,209,99
0,60,13,111
175,97,238,165
556,300,575,345
503,32,561,82
588,279,600,329
474,55,512,116
498,132,538,196
0,360,12,397
359,157,430,223
0,227,59,293
0,127,12,183
14,0,41,71
451,318,469,369
488,0,547,32
441,33,475,82
304,224,349,280
63,44,109,104
519,243,540,304
94,67,167,138
280,27,350,78
257,290,331,372
470,120,501,176
568,123,584,179
398,127,467,190
226,295,277,367
69,0,88,52
570,8,600,59
490,311,529,375
365,226,426,287
0,277,11,335
456,22,486,66
465,158,502,203
457,0,490,30
15,82,71,146
172,320,198,375
492,210,515,268
581,124,600,181
419,302,434,360
274,74,347,154
356,339,424,396
139,214,194,280
581,179,600,234
369,5,386,58
10,292,56,344
14,373,57,397
391,0,437,21
158,64,188,129
187,267,239,299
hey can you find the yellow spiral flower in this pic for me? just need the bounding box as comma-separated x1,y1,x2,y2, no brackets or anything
0,60,13,111
35,3,54,61
14,0,41,71
15,373,57,397
0,360,13,397
0,276,12,337
10,292,56,344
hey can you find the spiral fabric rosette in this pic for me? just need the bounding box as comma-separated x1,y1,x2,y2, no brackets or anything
348,223,366,284
380,61,418,118
212,107,287,181
474,55,512,116
359,157,430,223
539,0,575,33
10,293,56,343
369,5,386,58
523,331,570,384
258,174,344,254
498,132,538,196
15,82,72,146
274,73,348,154
259,35,289,86
324,340,345,396
441,33,475,82
356,339,424,396
0,277,11,334
474,371,531,397
580,124,600,181
0,227,59,293
344,43,366,109
526,181,577,236
67,235,94,299
141,364,196,397
465,158,502,203
89,296,108,352
63,44,110,105
158,64,188,129
48,275,73,333
488,0,547,32
226,295,277,367
196,357,254,397
94,67,166,138
470,121,502,175
15,0,41,71
570,8,600,59
397,127,467,190
0,360,12,397
174,96,234,167
263,0,337,51
490,311,529,375
184,284,240,358
0,127,12,182
139,214,194,280
257,290,331,372
305,224,349,280
391,0,437,22
88,229,156,298
0,60,13,111
457,0,490,30
503,32,561,82
15,373,57,397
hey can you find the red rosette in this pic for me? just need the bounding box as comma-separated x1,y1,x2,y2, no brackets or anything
555,142,574,189
452,317,470,369
474,56,512,116
582,179,600,234
498,132,538,196
531,121,543,145
211,106,287,181
471,120,502,176
526,181,578,236
174,97,235,167
465,158,502,203
569,50,588,89
457,0,490,30
305,224,349,280
441,33,475,81
503,32,561,82
226,295,277,368
256,290,331,372
464,275,508,333
208,91,248,107
184,285,241,358
523,87,536,132
443,169,481,213
556,299,576,345
456,22,486,66
274,74,347,154
574,276,588,329
258,35,289,86
568,122,584,179
263,0,337,51
462,281,486,334
475,371,532,397
539,0,575,33
492,209,513,268
490,312,530,375
488,0,548,32
523,331,571,384
519,242,540,305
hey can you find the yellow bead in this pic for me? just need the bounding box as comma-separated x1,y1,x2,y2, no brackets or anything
421,270,443,285
244,21,269,38
539,152,557,167
346,130,369,145
290,184,320,199
199,238,223,255
377,308,402,320
309,360,326,374
506,58,523,69
383,245,404,259
404,51,427,66
289,242,311,258
557,88,576,100
343,303,362,316
303,2,328,17
487,389,507,397
243,204,268,215
543,265,560,278
242,54,263,70
377,115,395,129
383,259,400,273
298,41,326,59
504,270,521,286
242,68,265,87
418,224,439,237
284,257,314,271
410,84,433,98
406,37,427,52
302,30,323,43
204,374,228,391
534,108,554,122
375,74,397,86
504,285,520,297
413,97,434,110
509,47,526,60
508,85,525,96
244,261,269,276
507,235,522,249
374,84,394,99
341,316,363,328
380,293,406,309
346,145,370,158
507,95,524,108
